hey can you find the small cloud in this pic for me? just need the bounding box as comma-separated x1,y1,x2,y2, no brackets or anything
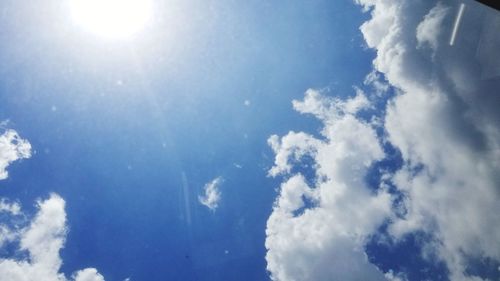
0,199,21,247
0,128,32,180
244,100,251,106
233,163,242,169
73,268,105,281
0,198,21,215
198,177,223,211
385,270,408,281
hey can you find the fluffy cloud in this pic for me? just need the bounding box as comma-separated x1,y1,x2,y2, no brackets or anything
72,269,105,281
359,0,500,279
0,194,106,281
266,90,392,281
0,129,32,180
198,177,223,211
266,0,500,280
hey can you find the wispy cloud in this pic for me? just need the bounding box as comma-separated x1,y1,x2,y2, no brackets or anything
0,198,20,215
198,177,223,211
0,198,21,247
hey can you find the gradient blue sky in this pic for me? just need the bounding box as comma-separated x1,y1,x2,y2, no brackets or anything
1,1,500,281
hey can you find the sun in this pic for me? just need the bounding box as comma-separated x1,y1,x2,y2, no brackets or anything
70,0,153,39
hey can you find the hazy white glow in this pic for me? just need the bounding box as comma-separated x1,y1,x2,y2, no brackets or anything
70,0,152,39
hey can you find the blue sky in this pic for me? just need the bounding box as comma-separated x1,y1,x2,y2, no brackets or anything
1,1,500,281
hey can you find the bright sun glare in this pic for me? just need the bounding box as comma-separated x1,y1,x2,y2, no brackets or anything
70,0,153,39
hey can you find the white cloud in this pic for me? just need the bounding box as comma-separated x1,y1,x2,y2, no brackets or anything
0,199,22,248
0,194,106,281
0,129,32,180
198,177,223,211
266,90,392,281
73,269,105,281
267,0,500,280
0,128,29,249
358,0,500,279
0,228,15,250
362,1,500,280
364,70,389,96
384,270,408,281
416,2,449,51
267,131,320,177
0,198,21,215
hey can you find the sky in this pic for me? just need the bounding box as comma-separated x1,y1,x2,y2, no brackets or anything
0,0,499,281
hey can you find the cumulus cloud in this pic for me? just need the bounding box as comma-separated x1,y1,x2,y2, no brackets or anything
266,0,500,280
198,177,223,211
266,90,392,281
0,194,106,281
0,129,32,180
358,0,500,279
